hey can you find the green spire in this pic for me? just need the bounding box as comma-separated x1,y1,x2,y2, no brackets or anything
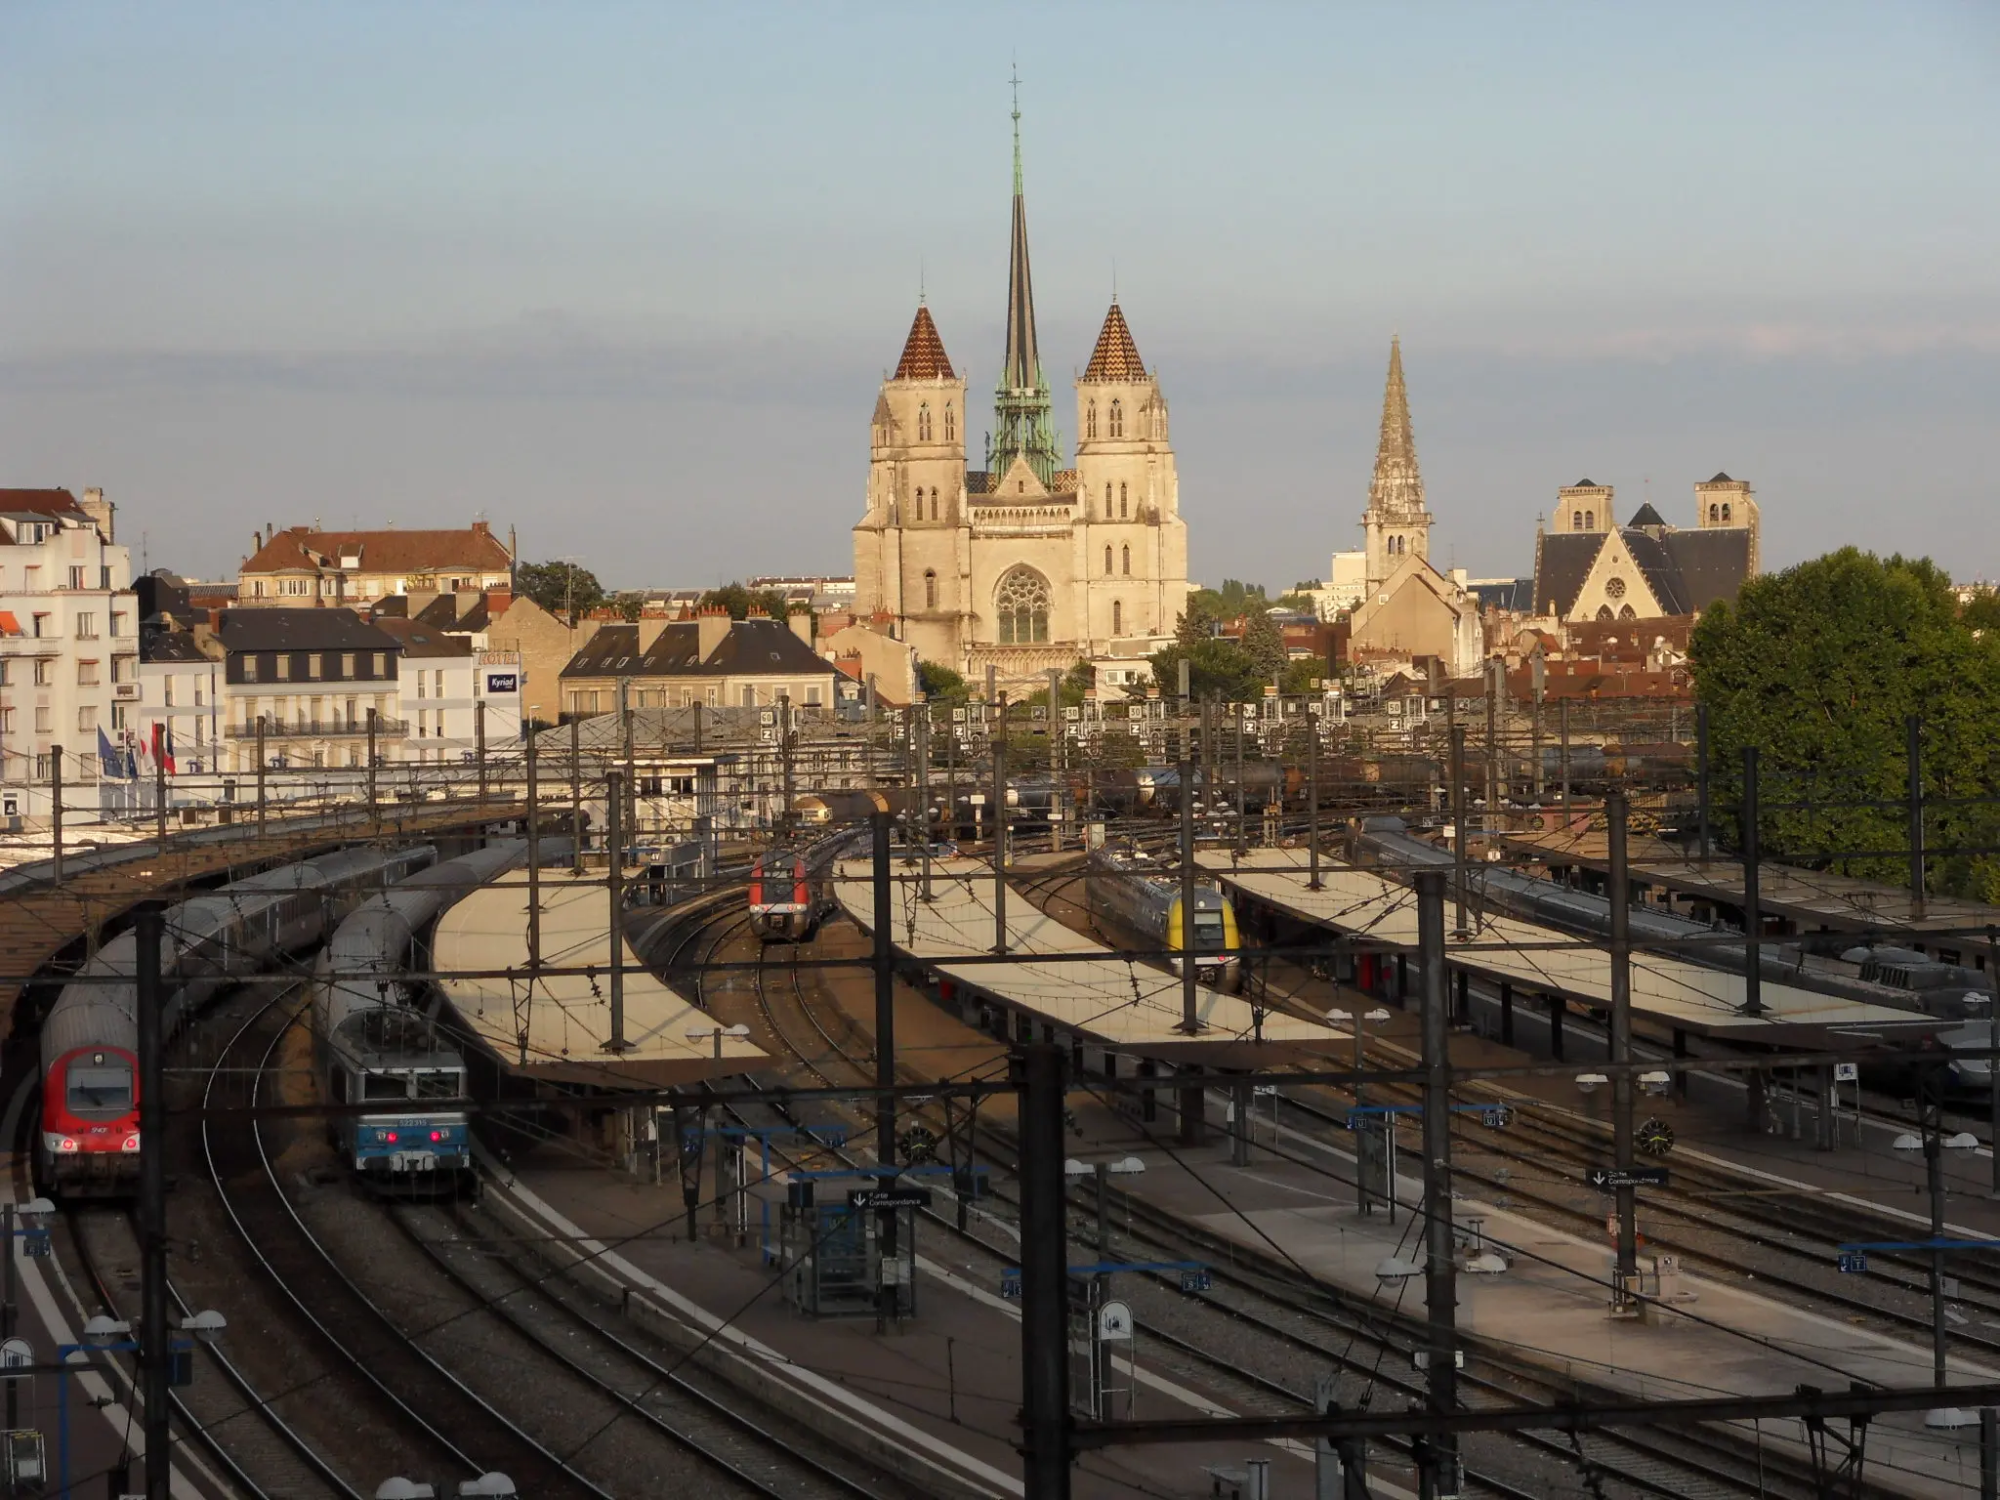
990,69,1062,487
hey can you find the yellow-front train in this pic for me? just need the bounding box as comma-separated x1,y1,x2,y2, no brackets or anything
1085,841,1243,992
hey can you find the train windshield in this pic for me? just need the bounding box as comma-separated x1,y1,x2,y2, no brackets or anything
413,1070,464,1100
67,1066,133,1114
1191,911,1227,950
361,1073,411,1101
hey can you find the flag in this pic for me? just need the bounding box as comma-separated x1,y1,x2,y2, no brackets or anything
135,730,153,777
154,722,176,775
97,727,124,779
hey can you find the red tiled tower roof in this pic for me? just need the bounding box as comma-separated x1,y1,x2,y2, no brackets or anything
893,304,956,380
1082,301,1146,382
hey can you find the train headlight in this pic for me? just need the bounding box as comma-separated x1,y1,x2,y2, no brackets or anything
57,1138,78,1154
121,1134,140,1153
430,1130,443,1143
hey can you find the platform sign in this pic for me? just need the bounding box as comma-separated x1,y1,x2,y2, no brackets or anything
1479,1105,1514,1129
849,1188,933,1211
1097,1301,1134,1341
1585,1165,1668,1190
1838,1251,1869,1275
1000,1274,1022,1300
1179,1268,1212,1293
1833,1062,1859,1083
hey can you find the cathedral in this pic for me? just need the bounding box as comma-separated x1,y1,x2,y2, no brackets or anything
851,101,1191,682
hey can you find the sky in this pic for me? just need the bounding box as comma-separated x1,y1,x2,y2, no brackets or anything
4,2,1998,590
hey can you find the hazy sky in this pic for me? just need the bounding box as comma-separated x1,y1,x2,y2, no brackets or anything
5,2,1998,589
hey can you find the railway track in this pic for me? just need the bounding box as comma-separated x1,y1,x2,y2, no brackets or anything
641,894,1849,1499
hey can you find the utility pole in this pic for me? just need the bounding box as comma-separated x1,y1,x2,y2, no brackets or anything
1608,791,1638,1300
135,903,169,1500
1989,928,1999,1198
254,718,266,837
992,692,1008,954
1415,870,1459,1499
1307,711,1322,891
1926,1073,1948,1390
1047,666,1064,854
525,726,541,974
871,810,897,1167
1233,701,1246,855
1742,745,1763,1017
1485,661,1500,831
1558,699,1571,829
154,739,167,853
1695,703,1711,861
49,747,63,884
364,707,378,819
622,700,637,841
916,705,933,901
1016,1044,1071,1500
1450,724,1469,938
1908,714,1926,920
570,716,584,875
778,694,795,842
606,769,625,1052
1178,756,1199,1036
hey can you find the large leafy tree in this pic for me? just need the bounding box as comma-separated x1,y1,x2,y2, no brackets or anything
699,582,796,620
516,560,605,625
1689,548,2000,898
917,660,969,700
1240,607,1289,682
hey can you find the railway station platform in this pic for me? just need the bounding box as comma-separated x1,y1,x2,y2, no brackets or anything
433,869,765,1085
1499,827,2000,945
1201,848,1938,1047
833,856,1346,1069
0,797,523,1030
1060,1091,1998,1498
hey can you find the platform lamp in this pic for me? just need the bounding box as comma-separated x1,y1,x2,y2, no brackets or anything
1892,1123,1980,1410
686,1022,750,1060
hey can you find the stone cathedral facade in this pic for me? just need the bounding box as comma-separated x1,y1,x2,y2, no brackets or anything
852,106,1191,682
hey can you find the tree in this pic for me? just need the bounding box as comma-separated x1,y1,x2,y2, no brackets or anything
1689,548,2000,899
699,582,795,620
1173,593,1222,650
917,660,969,701
1962,588,2000,636
1148,635,1262,705
613,591,645,622
516,560,605,625
1240,608,1288,682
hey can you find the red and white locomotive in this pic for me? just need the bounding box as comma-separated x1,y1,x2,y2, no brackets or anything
38,845,433,1198
747,831,861,942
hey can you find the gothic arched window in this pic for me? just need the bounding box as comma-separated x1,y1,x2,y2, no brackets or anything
1086,401,1098,440
996,567,1051,644
1121,545,1130,575
1619,604,1637,619
1722,502,1732,522
1109,399,1123,438
1119,482,1129,518
918,403,932,442
924,570,937,610
943,403,955,442
1104,545,1114,575
1596,605,1614,621
1104,482,1112,517
1112,599,1123,635
1709,504,1719,523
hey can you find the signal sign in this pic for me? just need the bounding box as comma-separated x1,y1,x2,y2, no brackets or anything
1838,1251,1869,1275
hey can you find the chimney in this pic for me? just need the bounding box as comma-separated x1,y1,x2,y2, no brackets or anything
79,487,114,544
471,519,491,537
639,612,671,655
454,587,480,622
697,606,730,661
789,609,814,645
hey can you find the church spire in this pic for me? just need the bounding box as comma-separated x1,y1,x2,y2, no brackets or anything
1367,335,1426,518
989,71,1062,486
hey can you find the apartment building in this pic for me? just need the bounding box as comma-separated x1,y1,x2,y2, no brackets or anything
212,609,403,770
371,617,523,762
0,488,138,788
237,520,513,611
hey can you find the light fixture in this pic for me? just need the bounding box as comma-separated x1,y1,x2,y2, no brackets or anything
1574,1073,1609,1093
1638,1071,1672,1096
1374,1255,1422,1284
17,1197,53,1222
1364,1007,1393,1023
1891,1133,1924,1152
1463,1250,1509,1275
1925,1407,1979,1430
376,1482,436,1500
459,1477,516,1499
180,1310,227,1344
82,1315,130,1348
1944,1131,1981,1151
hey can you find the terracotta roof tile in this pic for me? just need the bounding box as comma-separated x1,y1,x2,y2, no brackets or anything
0,489,87,519
242,524,512,576
893,305,956,381
1082,302,1145,382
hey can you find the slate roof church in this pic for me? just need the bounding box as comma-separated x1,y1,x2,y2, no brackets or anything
851,90,1192,681
1531,475,1761,622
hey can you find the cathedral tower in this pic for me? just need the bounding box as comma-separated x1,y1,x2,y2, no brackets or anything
854,301,969,665
1361,337,1433,591
986,83,1063,487
1075,301,1189,644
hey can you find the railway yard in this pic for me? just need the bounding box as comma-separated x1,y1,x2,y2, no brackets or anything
5,703,2000,1500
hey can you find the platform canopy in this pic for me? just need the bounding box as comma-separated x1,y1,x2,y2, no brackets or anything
433,870,765,1086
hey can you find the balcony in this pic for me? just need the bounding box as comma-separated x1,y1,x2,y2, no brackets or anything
224,716,407,739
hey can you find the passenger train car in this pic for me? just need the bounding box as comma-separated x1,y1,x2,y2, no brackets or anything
749,831,864,941
313,842,528,1189
1085,840,1243,992
39,844,435,1198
